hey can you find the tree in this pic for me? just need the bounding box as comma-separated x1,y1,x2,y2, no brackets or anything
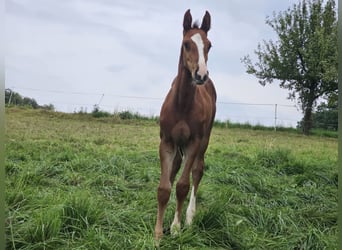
313,102,338,130
298,102,338,130
22,97,39,109
5,88,55,111
5,89,24,106
241,0,337,135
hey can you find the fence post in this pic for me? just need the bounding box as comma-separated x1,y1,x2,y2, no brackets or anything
8,89,13,106
97,93,104,107
274,104,277,131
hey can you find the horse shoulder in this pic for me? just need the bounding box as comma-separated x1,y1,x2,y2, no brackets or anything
204,79,216,101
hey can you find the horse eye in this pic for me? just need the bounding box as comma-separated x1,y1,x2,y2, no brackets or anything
183,41,190,51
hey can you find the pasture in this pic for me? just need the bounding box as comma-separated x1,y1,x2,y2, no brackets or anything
5,108,337,249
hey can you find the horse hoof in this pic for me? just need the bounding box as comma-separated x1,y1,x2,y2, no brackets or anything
163,226,170,235
171,224,181,236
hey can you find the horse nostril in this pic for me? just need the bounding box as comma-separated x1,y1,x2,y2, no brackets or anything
196,71,208,80
194,68,208,84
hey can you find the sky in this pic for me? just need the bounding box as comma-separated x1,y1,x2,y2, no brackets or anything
5,0,304,127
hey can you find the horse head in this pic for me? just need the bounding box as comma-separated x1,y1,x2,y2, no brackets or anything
182,9,212,85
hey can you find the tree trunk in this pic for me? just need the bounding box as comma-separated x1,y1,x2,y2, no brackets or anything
302,105,313,135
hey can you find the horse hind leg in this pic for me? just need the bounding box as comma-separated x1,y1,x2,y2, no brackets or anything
186,157,204,225
170,148,182,185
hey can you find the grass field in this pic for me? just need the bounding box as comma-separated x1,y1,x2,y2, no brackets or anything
5,107,337,249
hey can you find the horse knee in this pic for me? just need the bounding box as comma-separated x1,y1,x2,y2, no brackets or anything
176,181,190,200
192,160,204,184
192,167,203,182
157,185,171,206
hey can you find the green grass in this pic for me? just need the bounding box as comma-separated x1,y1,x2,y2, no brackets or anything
5,107,337,249
213,120,338,138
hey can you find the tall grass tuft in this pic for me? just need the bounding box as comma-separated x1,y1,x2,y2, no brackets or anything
26,208,63,248
61,191,104,237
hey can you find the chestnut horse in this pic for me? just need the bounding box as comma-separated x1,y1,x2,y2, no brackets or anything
155,9,216,240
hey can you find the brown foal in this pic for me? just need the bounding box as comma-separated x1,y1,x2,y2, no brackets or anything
155,9,216,241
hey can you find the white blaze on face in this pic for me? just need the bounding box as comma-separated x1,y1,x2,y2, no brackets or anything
191,33,207,79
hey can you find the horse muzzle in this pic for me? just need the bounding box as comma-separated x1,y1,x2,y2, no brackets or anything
193,69,209,85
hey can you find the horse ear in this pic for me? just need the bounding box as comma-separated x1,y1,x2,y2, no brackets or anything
200,11,211,33
183,9,192,34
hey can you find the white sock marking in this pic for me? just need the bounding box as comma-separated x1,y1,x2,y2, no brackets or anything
171,211,180,235
186,186,196,225
191,33,207,78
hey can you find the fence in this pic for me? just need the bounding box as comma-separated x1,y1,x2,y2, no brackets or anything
6,86,305,128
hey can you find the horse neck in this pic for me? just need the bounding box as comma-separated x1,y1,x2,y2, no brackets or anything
174,49,196,109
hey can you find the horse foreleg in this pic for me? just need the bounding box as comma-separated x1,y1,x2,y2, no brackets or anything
171,142,199,234
155,141,176,240
171,162,190,235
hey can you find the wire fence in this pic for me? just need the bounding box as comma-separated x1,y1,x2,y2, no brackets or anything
7,86,337,130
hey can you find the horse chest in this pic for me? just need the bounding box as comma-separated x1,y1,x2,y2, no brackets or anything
160,110,207,143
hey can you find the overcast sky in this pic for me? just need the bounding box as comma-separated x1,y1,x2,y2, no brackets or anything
6,0,304,127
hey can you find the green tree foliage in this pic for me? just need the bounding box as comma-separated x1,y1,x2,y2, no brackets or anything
298,101,338,131
5,89,55,111
91,104,111,118
241,0,337,135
